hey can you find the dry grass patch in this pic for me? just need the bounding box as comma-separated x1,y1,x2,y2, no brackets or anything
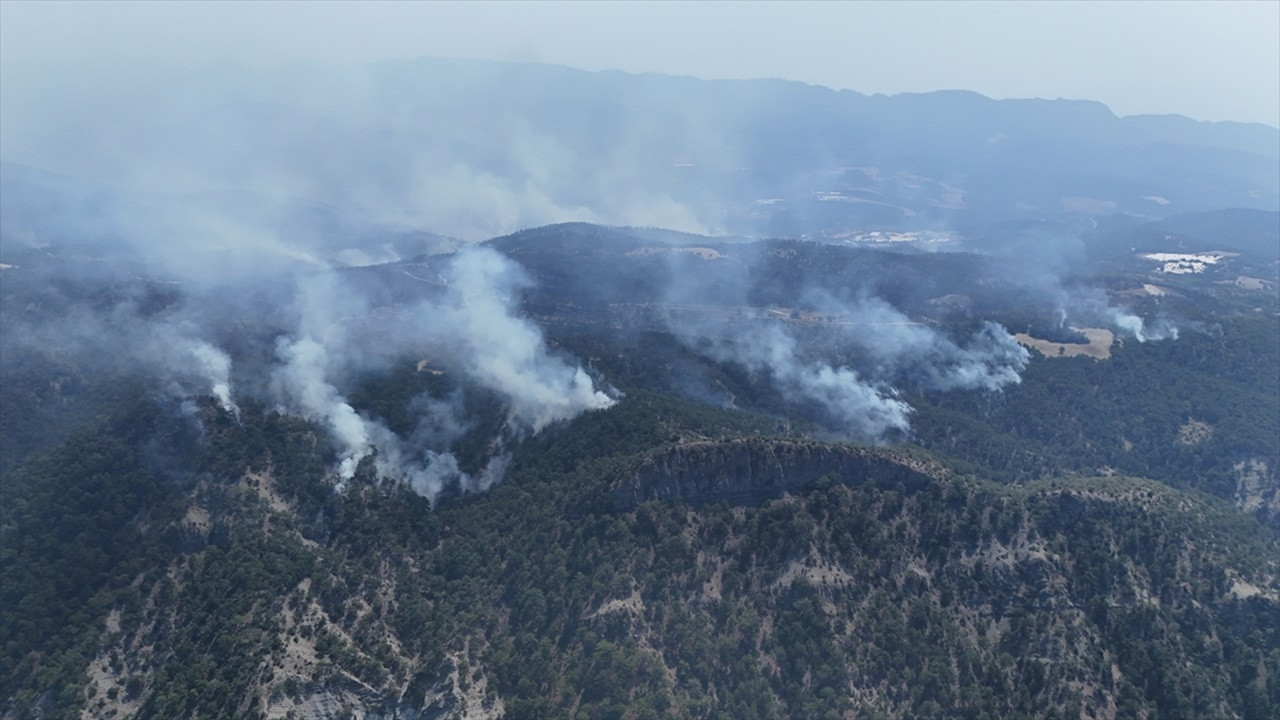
1014,327,1114,359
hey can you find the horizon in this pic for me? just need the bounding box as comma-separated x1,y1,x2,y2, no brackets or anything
2,0,1278,129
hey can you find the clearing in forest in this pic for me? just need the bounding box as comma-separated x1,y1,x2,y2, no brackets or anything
1013,327,1114,359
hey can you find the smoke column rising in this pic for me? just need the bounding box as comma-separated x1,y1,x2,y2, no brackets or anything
272,336,374,480
258,246,616,500
675,319,913,440
440,247,616,431
185,339,239,417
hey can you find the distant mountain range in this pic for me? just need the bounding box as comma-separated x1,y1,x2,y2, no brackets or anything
3,57,1276,241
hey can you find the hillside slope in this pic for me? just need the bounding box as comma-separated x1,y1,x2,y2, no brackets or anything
3,393,1278,720
2,218,1277,719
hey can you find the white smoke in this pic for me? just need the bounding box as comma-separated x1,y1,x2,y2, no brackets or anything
260,245,615,500
678,320,912,441
127,321,244,420
440,247,616,431
185,339,239,417
270,335,477,496
921,322,1030,390
824,295,1028,392
666,283,1028,440
1107,308,1179,343
272,336,373,480
407,392,472,449
1049,285,1181,344
364,421,478,500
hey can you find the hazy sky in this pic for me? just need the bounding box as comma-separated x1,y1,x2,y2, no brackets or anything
2,0,1278,127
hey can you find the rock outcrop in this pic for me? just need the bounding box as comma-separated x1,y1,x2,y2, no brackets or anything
611,439,944,509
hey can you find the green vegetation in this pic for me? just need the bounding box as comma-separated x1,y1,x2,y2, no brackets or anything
911,316,1280,505
2,223,1276,718
3,386,1277,719
1,399,181,718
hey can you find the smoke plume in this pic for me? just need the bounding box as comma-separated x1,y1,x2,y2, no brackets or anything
182,338,239,417
693,321,912,440
439,247,616,430
257,246,615,500
820,295,1029,392
663,256,1028,441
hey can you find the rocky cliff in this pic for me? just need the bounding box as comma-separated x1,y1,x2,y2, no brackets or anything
611,439,944,509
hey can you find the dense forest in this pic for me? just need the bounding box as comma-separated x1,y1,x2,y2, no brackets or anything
4,391,1278,719
2,216,1278,719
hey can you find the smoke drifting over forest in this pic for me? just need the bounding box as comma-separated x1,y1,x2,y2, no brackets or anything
5,10,1280,718
665,294,1030,441
2,155,628,501
2,56,1261,498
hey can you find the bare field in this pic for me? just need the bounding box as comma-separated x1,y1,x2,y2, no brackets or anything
1014,327,1114,359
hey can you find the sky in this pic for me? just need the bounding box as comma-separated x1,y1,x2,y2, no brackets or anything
1,0,1278,127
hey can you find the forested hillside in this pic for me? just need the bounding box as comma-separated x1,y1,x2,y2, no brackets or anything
2,216,1277,719
3,392,1277,719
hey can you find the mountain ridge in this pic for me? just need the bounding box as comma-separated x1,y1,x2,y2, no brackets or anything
5,56,1276,243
